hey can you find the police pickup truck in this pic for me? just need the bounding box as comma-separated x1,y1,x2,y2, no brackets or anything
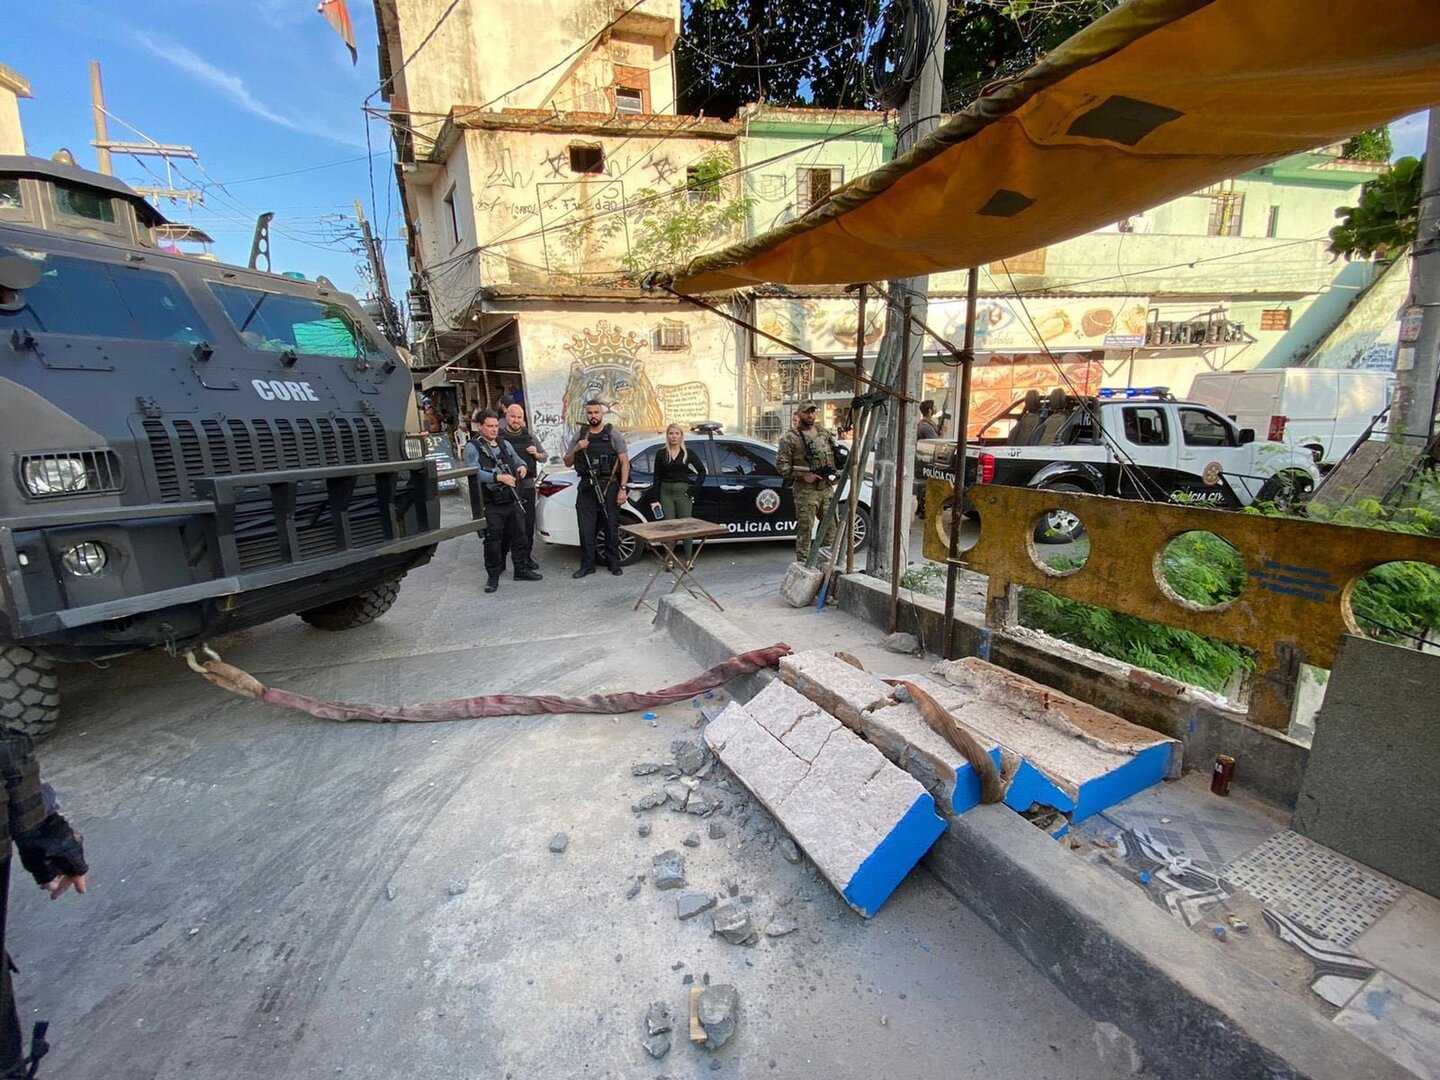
915,387,1319,542
0,154,482,736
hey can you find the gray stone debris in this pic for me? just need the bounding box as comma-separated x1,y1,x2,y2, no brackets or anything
710,903,757,945
638,822,652,837
632,790,668,812
664,783,691,811
384,883,397,901
765,917,799,938
696,759,714,780
625,878,644,901
645,1000,673,1036
683,832,701,848
674,741,707,775
698,984,740,1049
677,892,717,920
778,837,802,865
708,821,726,840
686,788,720,815
883,631,920,655
446,880,468,896
652,850,687,890
643,1032,671,1060
631,762,664,776
548,833,569,853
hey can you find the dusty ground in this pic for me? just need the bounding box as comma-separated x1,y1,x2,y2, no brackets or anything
11,504,1144,1079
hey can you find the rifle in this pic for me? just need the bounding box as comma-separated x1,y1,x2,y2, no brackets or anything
575,424,618,504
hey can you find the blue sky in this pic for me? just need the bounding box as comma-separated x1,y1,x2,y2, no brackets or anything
7,0,406,297
4,1,1432,307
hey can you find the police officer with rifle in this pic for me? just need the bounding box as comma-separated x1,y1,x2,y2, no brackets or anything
776,401,840,562
464,410,544,593
563,401,630,578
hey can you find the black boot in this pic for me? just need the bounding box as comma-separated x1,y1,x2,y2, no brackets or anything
514,569,543,581
484,575,499,593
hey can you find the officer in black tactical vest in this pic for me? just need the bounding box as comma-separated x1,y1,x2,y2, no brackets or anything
0,729,88,1079
500,404,547,572
464,410,544,593
563,400,630,578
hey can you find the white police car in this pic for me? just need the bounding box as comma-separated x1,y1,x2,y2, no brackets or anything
536,424,873,565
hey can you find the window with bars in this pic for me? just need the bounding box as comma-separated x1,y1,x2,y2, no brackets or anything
615,87,644,114
796,166,843,213
569,144,606,174
1207,191,1245,236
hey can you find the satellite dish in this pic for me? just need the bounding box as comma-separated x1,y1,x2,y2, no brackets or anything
0,254,42,291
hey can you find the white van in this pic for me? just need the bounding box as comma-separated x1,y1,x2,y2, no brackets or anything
1185,369,1392,468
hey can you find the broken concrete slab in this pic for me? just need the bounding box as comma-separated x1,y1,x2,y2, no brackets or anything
632,790,668,812
861,693,1002,816
705,684,946,918
778,649,894,730
779,561,824,608
925,659,1179,823
698,985,739,1049
883,632,919,655
652,850,686,890
674,741,707,775
677,892,717,921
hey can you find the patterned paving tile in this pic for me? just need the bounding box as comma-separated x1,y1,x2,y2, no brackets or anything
1222,830,1402,947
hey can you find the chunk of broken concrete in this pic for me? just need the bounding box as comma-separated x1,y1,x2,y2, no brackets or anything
765,917,798,937
698,984,739,1049
446,880,468,896
709,821,726,839
883,631,920,655
710,903,757,945
778,837,801,864
664,783,691,810
780,561,824,608
683,832,701,848
548,832,568,853
674,741,708,775
677,892,717,920
632,790,668,812
645,1000,673,1036
643,1032,671,1059
652,850,686,890
632,762,664,776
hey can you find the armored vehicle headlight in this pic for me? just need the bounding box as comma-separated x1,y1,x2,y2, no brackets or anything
404,436,426,460
61,542,108,576
22,456,88,495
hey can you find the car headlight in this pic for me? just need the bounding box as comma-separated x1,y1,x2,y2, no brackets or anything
403,436,425,460
61,541,108,576
22,456,88,495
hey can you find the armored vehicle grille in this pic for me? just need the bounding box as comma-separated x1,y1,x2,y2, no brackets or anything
144,416,389,501
231,489,390,572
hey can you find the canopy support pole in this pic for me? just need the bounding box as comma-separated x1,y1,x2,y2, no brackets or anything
942,268,980,659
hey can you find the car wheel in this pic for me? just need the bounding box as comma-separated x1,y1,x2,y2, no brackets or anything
848,504,872,552
598,520,646,566
299,577,403,630
1256,470,1314,512
0,645,60,739
1033,482,1088,545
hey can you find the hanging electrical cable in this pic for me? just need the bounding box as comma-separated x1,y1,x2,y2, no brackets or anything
868,0,932,110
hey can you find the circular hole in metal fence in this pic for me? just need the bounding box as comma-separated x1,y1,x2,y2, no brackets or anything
1344,561,1440,648
932,495,980,555
1026,505,1090,577
1155,530,1246,611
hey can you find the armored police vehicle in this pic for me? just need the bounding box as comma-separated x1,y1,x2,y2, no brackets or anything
0,155,482,736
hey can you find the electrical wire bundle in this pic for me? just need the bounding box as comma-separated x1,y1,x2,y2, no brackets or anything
868,0,933,110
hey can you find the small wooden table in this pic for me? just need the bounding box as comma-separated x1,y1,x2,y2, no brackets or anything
620,517,732,613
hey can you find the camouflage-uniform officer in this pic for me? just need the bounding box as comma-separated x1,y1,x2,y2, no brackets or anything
0,730,88,1078
776,401,839,562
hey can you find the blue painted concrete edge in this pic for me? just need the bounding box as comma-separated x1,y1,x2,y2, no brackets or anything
1073,743,1172,822
1004,760,1075,816
951,748,1004,815
842,792,947,918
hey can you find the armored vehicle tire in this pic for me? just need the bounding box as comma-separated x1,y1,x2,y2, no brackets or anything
0,646,61,739
299,579,403,631
1033,483,1088,545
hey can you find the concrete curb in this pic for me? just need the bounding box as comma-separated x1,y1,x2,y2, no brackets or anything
662,594,1409,1080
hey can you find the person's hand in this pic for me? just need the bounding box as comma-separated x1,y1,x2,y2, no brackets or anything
499,474,517,487
41,874,87,900
527,446,541,457
575,437,590,451
803,471,820,483
517,466,527,480
616,488,628,506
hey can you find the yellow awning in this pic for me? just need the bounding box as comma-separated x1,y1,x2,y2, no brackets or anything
671,0,1440,294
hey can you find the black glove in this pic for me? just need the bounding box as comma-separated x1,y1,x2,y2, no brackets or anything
17,814,87,884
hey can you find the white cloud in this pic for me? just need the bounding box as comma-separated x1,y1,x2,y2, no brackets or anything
130,30,366,149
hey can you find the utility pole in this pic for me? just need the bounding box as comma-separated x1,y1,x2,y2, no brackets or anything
89,60,202,204
1398,105,1440,442
89,61,111,175
868,0,948,579
354,199,405,346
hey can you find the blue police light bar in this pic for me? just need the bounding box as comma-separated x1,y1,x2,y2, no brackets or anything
1098,386,1170,398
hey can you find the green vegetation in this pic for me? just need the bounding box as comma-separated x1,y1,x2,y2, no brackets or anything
1341,126,1394,164
620,148,753,278
1329,155,1422,260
